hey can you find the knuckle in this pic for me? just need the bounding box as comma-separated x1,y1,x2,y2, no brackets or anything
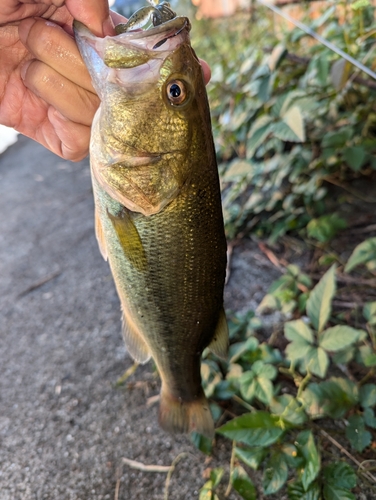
26,20,61,61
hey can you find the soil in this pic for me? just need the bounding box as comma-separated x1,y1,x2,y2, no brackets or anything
1,136,375,500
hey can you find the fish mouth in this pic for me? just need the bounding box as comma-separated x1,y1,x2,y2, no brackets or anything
113,16,191,48
74,16,190,52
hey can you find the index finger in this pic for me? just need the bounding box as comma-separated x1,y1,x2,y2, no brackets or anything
66,0,115,36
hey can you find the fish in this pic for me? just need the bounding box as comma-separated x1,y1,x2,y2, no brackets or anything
74,12,228,438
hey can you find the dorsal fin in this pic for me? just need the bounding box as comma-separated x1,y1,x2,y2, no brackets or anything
122,309,151,364
207,308,229,360
107,208,147,271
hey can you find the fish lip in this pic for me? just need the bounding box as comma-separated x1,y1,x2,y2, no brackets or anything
113,16,190,41
73,16,189,42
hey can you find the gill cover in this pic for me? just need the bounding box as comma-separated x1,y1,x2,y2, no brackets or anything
74,18,196,216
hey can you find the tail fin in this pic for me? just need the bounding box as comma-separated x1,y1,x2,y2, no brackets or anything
158,385,214,439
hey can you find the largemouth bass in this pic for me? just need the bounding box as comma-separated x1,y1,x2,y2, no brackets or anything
74,12,228,438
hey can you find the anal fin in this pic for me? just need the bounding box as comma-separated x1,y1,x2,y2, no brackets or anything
122,310,151,364
208,308,229,360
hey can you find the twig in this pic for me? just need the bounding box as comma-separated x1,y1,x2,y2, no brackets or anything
114,465,122,500
311,273,376,288
258,242,285,270
146,394,160,406
17,270,61,298
164,453,188,500
122,457,171,473
225,441,236,497
116,362,139,386
323,176,376,204
320,429,376,484
232,394,256,413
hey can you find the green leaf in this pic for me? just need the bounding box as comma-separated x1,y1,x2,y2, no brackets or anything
246,116,273,158
307,214,347,243
199,469,223,500
191,432,213,456
312,378,358,418
345,414,372,452
268,43,287,71
271,121,299,142
269,394,307,425
287,481,321,500
282,443,304,468
223,159,251,180
231,466,256,500
319,326,361,351
199,483,219,500
286,341,313,362
216,411,284,447
210,467,224,488
363,407,376,428
235,446,266,470
359,384,376,408
323,462,357,489
363,301,376,324
323,462,357,500
285,320,314,343
263,451,288,495
305,346,329,378
306,265,336,333
345,238,376,273
322,128,352,148
343,146,367,171
282,106,306,142
296,430,320,490
239,361,277,404
229,337,259,363
323,485,356,500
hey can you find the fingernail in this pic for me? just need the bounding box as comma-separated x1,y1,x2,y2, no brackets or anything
102,15,115,37
20,60,32,81
18,17,37,45
50,108,69,123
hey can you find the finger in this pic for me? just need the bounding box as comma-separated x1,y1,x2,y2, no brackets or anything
200,59,211,85
66,0,114,36
47,107,91,161
19,17,95,93
21,59,99,127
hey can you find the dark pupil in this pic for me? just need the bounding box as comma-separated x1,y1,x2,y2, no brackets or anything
170,84,181,98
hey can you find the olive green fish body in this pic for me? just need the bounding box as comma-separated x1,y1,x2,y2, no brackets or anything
75,16,227,437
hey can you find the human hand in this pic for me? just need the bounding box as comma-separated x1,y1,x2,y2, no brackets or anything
0,2,211,162
0,0,114,161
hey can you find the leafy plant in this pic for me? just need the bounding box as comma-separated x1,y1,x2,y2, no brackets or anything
197,259,376,498
190,1,376,241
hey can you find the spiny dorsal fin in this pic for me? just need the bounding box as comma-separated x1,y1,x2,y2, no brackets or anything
107,208,147,271
95,208,108,261
208,308,229,360
122,310,151,364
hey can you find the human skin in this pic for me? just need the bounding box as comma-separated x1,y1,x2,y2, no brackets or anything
0,1,211,161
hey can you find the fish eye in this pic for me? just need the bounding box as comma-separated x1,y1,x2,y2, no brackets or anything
166,80,187,105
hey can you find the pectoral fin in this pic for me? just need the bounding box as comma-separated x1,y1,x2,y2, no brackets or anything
107,208,147,271
95,209,108,261
208,308,229,360
122,310,151,364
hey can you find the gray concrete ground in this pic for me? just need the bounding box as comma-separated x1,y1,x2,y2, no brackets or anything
0,137,284,500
